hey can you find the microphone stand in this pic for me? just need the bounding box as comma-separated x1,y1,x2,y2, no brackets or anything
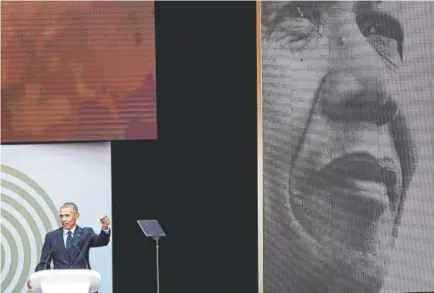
72,243,90,269
152,236,160,293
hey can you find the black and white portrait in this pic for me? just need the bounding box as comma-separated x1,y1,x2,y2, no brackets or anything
261,1,434,293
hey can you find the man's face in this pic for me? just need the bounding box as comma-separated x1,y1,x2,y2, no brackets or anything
262,2,417,293
59,207,78,230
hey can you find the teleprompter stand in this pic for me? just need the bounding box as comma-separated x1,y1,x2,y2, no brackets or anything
137,219,166,293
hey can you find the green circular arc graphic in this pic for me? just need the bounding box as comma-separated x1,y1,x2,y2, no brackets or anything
1,242,6,272
1,164,58,293
1,225,18,290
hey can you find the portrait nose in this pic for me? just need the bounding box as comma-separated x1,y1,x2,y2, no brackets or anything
322,6,401,126
318,69,399,126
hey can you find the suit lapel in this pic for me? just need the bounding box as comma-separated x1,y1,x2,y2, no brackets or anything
69,226,83,265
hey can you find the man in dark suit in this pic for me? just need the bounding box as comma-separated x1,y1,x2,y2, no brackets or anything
27,202,111,289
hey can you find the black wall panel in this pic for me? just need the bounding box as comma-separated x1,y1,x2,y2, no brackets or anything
112,2,258,293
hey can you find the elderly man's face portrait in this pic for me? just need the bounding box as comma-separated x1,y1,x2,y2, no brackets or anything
262,1,434,293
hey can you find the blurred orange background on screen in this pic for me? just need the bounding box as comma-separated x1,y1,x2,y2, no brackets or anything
1,1,157,142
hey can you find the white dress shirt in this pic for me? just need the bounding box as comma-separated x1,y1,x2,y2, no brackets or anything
63,226,77,247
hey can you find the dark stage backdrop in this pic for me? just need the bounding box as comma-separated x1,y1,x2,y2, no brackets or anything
111,2,258,293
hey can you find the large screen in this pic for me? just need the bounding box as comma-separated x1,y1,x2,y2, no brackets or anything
1,1,157,143
261,1,434,293
1,142,112,293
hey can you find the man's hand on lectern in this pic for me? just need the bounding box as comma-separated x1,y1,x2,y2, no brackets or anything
27,278,32,289
100,216,111,230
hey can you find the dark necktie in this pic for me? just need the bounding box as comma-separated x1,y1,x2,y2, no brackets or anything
66,231,73,249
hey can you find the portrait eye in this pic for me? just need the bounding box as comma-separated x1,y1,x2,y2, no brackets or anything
357,10,404,59
296,7,304,18
266,3,322,53
287,4,321,24
288,6,308,19
358,14,404,63
364,24,389,38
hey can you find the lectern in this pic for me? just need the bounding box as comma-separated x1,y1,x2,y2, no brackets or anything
30,269,101,293
137,219,166,293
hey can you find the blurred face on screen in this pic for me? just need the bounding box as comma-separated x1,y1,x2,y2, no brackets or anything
262,2,418,293
60,207,78,230
1,2,155,140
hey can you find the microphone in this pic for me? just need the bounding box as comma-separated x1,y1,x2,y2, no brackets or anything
72,243,89,269
37,235,61,271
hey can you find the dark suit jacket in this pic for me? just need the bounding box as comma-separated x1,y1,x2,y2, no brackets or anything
35,226,110,271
